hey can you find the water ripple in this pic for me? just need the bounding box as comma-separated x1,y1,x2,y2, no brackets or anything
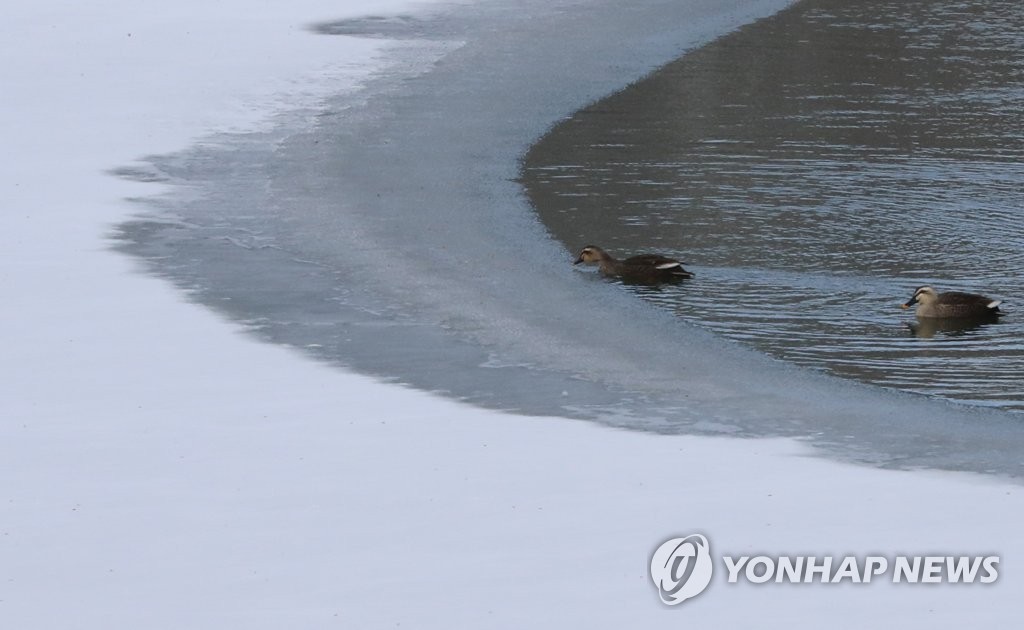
525,0,1024,410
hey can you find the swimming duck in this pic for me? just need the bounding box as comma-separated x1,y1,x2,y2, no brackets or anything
573,245,694,284
901,286,1002,319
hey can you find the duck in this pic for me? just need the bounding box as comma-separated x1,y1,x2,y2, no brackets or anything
573,245,694,285
901,285,1002,319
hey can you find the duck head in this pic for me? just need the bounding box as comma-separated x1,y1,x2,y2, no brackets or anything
902,285,937,309
574,245,607,265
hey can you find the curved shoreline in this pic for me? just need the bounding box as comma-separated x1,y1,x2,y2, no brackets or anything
117,0,1024,477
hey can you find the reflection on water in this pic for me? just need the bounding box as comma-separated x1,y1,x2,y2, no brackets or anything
524,0,1024,410
907,316,1001,339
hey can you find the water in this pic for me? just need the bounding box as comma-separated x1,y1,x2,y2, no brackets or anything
523,0,1024,410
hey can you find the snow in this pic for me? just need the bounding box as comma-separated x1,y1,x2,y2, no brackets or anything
1,0,1021,627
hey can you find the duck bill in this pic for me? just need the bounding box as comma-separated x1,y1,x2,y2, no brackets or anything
573,256,584,265
901,299,916,309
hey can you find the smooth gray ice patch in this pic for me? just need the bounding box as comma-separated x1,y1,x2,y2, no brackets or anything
310,14,456,40
108,165,171,184
113,0,1024,479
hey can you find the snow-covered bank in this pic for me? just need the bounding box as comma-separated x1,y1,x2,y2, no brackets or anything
2,0,1022,627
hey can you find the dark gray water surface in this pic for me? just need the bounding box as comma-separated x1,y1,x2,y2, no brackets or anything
524,0,1024,410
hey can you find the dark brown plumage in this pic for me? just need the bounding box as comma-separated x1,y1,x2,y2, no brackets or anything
573,245,694,285
901,286,1002,319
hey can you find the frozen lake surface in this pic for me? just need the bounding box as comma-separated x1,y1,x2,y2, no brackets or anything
7,0,1024,626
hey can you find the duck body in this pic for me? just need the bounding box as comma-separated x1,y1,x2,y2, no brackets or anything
574,245,693,285
902,286,1002,319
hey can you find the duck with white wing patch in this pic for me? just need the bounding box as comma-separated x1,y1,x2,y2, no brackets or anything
573,245,694,285
901,286,1003,319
